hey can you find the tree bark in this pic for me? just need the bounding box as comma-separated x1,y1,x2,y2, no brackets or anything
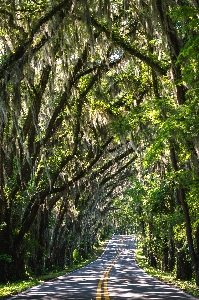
170,146,199,284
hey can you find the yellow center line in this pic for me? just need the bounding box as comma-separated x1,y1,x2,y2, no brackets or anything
96,237,124,300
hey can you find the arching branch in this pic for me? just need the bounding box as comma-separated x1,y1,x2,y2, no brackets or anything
90,17,168,76
0,0,73,81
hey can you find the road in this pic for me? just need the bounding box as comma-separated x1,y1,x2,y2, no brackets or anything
9,235,197,299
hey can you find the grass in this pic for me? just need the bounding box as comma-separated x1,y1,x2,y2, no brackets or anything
0,240,108,300
135,249,199,299
3,240,198,299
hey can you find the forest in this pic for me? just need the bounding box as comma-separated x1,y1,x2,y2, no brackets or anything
0,0,199,287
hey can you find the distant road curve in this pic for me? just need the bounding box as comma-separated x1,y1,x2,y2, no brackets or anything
9,235,198,299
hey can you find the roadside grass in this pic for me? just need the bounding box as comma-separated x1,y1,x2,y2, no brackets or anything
0,240,108,300
136,249,199,299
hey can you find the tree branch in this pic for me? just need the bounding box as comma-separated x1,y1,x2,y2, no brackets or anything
90,17,168,76
0,0,73,81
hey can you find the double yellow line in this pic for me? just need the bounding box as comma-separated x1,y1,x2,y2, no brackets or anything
96,237,124,300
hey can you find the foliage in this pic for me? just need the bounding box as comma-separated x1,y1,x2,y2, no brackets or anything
0,239,108,299
0,0,199,288
136,248,199,298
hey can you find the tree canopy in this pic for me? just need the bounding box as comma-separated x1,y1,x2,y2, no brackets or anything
0,0,199,286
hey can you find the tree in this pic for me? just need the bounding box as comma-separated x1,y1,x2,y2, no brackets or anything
1,0,199,286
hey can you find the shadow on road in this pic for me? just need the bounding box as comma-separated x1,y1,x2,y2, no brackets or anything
8,235,197,299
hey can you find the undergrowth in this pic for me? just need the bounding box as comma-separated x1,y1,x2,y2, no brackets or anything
136,249,199,299
3,240,198,299
0,240,108,300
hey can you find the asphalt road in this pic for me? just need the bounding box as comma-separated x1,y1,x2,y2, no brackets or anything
9,235,197,299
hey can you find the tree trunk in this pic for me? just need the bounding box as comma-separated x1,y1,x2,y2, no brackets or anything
176,241,192,280
168,238,175,272
35,206,49,274
0,227,26,282
170,146,199,284
162,240,169,272
148,252,157,268
195,224,199,285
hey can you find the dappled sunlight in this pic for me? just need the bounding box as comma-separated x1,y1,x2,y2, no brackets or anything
107,236,195,299
9,235,195,299
9,236,123,300
10,268,100,299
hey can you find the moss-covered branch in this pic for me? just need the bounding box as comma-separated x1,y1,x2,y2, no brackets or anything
91,17,168,76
